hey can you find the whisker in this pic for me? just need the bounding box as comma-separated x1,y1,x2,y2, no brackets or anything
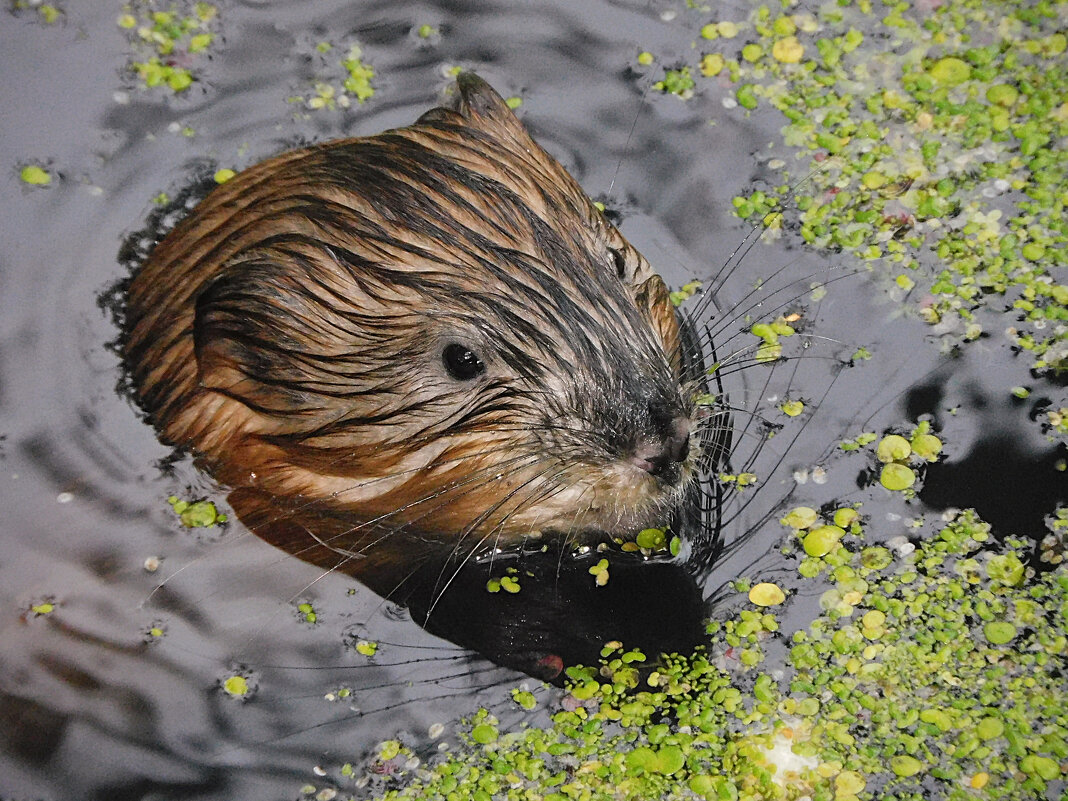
263,451,544,567
423,464,573,620
718,360,849,532
690,162,830,321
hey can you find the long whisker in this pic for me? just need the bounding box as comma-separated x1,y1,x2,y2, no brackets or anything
689,162,831,321
267,451,544,567
423,464,573,620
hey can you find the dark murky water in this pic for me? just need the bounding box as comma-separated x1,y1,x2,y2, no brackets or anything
1,1,1064,799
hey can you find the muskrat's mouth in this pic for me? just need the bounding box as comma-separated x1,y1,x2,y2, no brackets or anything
472,530,680,564
492,456,698,547
482,480,697,562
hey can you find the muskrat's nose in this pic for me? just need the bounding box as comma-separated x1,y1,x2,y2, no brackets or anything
633,417,691,478
665,416,691,465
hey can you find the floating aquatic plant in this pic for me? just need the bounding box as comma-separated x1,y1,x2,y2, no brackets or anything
651,0,1068,374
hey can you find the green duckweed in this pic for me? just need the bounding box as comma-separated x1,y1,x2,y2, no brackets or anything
678,0,1068,374
354,640,378,657
296,601,318,624
803,524,845,557
20,165,51,186
655,67,695,98
780,399,804,417
876,435,912,463
983,621,1017,644
11,1,63,24
748,582,786,606
222,674,249,697
298,42,375,111
880,462,916,491
910,432,943,461
118,1,219,94
832,508,859,528
500,575,521,594
589,558,611,586
511,690,537,711
470,723,498,745
635,528,667,550
166,495,227,527
669,280,702,307
781,506,819,529
339,506,1067,801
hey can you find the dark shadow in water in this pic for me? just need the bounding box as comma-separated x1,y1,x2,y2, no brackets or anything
0,692,66,763
901,368,1067,540
920,436,1068,539
903,380,946,427
405,547,709,683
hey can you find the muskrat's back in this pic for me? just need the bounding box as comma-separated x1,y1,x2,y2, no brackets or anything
125,74,704,560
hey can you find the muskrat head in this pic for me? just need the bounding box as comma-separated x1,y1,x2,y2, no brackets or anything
124,73,704,555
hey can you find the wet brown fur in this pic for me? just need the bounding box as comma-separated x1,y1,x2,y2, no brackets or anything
124,75,701,588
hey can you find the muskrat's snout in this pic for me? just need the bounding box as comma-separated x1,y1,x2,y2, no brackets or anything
533,365,703,540
632,416,691,483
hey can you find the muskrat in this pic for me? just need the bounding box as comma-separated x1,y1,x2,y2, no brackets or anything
124,74,719,599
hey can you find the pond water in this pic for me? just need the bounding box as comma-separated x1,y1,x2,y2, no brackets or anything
1,1,1065,800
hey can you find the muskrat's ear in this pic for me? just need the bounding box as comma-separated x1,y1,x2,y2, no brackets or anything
193,270,263,399
453,73,511,118
447,72,533,144
192,263,304,414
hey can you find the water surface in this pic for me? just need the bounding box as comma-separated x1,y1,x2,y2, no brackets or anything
1,1,1064,799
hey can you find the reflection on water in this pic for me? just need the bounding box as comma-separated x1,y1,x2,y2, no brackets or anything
1,1,1064,799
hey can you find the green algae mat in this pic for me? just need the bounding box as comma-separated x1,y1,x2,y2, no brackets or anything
659,0,1066,375
353,509,1066,801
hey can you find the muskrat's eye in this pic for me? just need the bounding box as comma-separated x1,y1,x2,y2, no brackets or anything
442,343,486,381
609,247,628,279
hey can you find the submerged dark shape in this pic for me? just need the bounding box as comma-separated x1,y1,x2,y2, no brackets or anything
123,74,727,676
408,547,709,684
920,436,1068,539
